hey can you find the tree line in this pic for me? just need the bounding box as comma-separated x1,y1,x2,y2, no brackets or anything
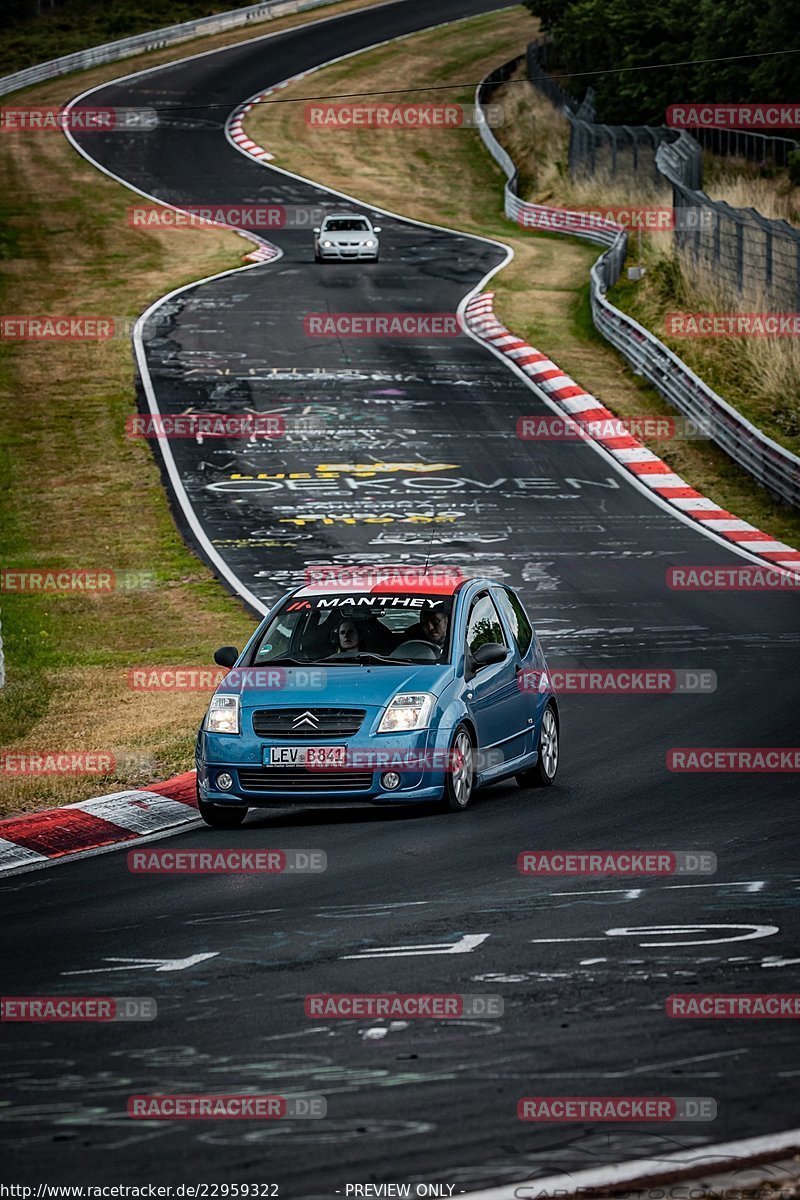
523,0,800,126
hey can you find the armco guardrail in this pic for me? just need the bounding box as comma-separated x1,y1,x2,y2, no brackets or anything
475,62,800,510
0,0,344,98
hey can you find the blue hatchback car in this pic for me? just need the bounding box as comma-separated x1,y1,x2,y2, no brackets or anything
195,575,559,826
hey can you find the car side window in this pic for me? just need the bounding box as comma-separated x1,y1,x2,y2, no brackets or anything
495,587,533,657
466,593,508,656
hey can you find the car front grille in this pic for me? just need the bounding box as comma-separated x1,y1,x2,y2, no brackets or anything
237,768,373,793
251,708,366,739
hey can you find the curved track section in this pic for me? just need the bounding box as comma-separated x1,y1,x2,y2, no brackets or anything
2,0,799,1189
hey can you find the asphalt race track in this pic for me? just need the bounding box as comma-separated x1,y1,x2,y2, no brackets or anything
2,0,799,1189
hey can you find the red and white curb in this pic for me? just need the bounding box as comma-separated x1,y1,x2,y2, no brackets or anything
461,1125,800,1200
228,74,310,262
228,71,311,162
195,100,281,263
464,292,800,576
241,238,281,263
0,771,199,875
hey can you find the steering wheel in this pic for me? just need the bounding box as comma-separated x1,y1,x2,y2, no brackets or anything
389,640,441,662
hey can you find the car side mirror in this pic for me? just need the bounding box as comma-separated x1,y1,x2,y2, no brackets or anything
313,227,321,234
472,642,508,668
214,645,239,668
372,226,382,233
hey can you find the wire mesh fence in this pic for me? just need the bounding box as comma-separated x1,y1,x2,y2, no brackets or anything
525,39,800,311
693,126,799,169
474,62,800,510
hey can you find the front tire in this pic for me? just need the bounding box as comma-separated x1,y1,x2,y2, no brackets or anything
198,793,248,829
442,724,475,812
516,704,559,788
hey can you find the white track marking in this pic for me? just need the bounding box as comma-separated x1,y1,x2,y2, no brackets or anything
62,952,219,975
341,933,490,959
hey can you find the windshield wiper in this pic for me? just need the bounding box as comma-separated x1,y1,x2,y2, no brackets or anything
323,652,395,665
252,656,315,667
325,652,435,666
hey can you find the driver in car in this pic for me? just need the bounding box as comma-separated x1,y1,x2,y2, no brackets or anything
402,606,450,649
331,617,363,655
420,608,449,646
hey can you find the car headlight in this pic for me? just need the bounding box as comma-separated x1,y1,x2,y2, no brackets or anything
322,240,333,247
378,692,435,734
365,239,375,247
206,694,240,734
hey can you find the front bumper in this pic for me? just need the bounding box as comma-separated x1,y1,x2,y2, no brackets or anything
197,726,447,806
317,243,378,260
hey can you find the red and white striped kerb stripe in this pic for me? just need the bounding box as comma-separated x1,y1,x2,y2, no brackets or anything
464,292,800,575
228,71,311,162
0,771,199,874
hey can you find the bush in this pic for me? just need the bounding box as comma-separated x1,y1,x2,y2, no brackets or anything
788,151,800,188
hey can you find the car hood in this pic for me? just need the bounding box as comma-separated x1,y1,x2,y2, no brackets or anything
217,663,453,709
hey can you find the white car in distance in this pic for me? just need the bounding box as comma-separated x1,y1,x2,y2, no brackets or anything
313,213,381,262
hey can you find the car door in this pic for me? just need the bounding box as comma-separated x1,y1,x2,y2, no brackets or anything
493,585,541,754
463,591,528,770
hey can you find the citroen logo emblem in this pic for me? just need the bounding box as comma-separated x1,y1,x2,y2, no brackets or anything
292,710,319,729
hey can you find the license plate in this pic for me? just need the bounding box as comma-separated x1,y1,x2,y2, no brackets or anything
265,744,347,768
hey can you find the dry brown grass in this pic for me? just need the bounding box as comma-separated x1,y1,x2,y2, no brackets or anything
0,0,390,817
703,155,800,224
620,246,800,454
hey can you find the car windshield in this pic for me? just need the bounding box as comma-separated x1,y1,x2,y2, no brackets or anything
250,593,453,665
324,218,370,231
